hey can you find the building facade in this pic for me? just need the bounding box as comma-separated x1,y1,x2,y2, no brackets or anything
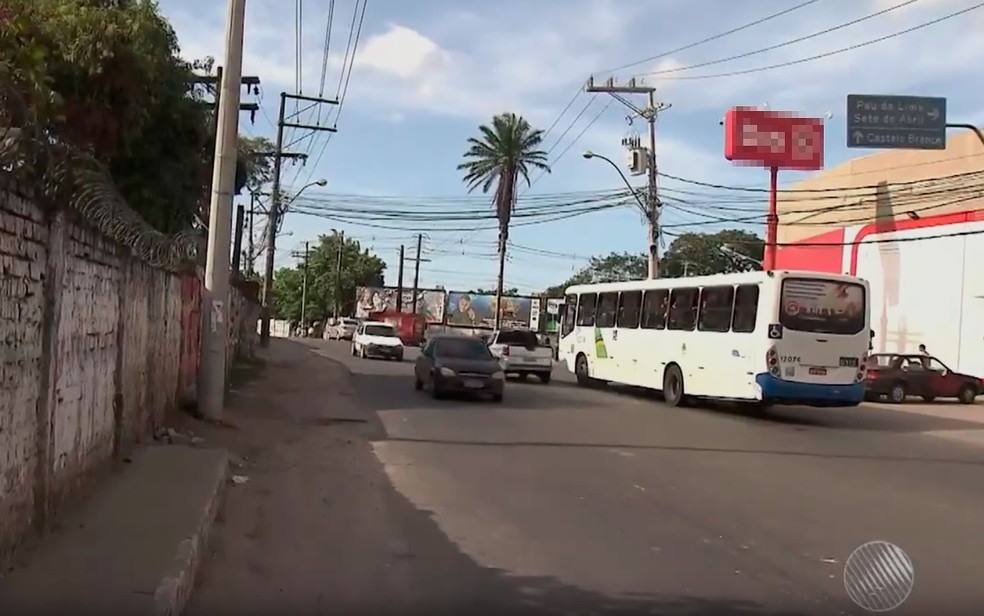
775,130,984,377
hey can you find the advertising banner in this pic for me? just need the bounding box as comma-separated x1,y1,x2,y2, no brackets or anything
355,287,446,323
530,298,541,332
445,292,534,329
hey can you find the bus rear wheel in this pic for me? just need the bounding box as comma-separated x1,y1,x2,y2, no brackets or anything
663,365,688,407
575,354,590,387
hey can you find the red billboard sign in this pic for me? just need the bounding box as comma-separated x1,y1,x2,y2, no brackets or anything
724,107,824,171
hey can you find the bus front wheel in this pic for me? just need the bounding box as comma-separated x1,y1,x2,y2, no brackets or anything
663,365,688,407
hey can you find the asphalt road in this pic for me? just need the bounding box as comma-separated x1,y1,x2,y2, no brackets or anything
310,339,984,615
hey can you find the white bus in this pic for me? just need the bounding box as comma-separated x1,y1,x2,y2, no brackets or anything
557,270,870,408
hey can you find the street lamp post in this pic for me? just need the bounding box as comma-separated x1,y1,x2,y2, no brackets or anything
259,178,327,346
583,150,658,278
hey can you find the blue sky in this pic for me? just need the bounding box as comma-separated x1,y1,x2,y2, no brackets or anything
161,0,984,293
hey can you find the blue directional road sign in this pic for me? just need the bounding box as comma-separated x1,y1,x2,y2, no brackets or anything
846,94,947,150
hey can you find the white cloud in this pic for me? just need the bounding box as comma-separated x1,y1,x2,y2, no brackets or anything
354,25,452,79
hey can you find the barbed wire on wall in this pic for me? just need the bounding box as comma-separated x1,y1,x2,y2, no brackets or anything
0,78,202,273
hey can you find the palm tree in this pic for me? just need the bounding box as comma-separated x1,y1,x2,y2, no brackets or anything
457,112,550,328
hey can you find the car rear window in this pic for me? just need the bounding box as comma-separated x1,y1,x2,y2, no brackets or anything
495,329,539,348
364,325,396,337
434,338,494,360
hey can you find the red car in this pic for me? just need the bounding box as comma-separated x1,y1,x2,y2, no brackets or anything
864,353,983,404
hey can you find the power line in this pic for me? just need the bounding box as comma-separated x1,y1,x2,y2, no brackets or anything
651,2,984,81
602,0,826,74
524,98,615,193
638,0,917,78
294,0,368,191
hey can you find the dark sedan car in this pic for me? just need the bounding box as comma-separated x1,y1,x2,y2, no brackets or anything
864,353,983,404
414,335,505,402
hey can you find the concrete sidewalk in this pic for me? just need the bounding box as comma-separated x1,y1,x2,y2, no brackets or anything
0,445,228,616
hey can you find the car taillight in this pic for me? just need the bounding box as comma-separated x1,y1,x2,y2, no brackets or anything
866,369,878,380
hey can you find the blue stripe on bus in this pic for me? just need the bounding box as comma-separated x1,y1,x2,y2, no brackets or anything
755,373,865,405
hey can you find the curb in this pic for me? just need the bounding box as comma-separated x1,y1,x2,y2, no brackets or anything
152,451,230,616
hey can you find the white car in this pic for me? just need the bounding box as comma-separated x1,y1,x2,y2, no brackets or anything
327,317,360,340
352,321,404,361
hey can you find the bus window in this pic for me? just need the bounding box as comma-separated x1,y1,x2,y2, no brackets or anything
641,289,668,329
668,288,699,331
616,291,642,329
732,285,759,333
577,293,597,326
596,292,618,328
697,286,735,332
561,294,577,337
780,278,866,335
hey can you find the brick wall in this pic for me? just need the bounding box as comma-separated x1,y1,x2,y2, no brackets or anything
0,185,259,564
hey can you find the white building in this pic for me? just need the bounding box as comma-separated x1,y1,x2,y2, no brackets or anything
775,130,984,377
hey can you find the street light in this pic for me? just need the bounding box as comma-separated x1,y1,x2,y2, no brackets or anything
582,151,648,216
275,178,327,234
283,178,327,208
720,244,762,269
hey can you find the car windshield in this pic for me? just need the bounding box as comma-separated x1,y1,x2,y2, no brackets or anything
364,325,396,337
434,338,493,360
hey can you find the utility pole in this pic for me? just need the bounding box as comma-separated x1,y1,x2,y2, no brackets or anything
300,241,309,326
199,0,246,420
585,77,670,279
231,203,245,272
396,245,405,312
259,92,338,346
334,231,344,319
188,69,260,121
411,234,422,314
246,195,255,274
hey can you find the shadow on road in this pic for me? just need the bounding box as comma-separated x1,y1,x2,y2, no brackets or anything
348,371,600,414
561,378,983,435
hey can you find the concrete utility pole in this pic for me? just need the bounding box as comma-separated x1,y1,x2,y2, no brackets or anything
411,234,422,314
334,231,344,318
585,77,670,279
259,92,338,346
396,245,405,311
199,0,246,420
300,241,310,326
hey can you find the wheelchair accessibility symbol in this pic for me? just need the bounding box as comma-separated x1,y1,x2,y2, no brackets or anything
768,324,784,340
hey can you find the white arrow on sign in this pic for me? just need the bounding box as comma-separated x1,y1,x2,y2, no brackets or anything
927,108,940,121
853,130,865,143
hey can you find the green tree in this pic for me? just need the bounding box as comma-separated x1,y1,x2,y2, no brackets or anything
543,252,648,296
238,135,274,193
661,229,764,278
458,112,550,326
272,232,386,323
1,0,212,232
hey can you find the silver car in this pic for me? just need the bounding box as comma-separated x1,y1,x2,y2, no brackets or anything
327,317,360,340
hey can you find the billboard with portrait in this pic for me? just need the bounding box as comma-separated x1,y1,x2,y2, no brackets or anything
445,292,534,329
355,287,446,323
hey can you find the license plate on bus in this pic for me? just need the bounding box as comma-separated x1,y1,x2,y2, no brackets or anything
839,357,859,368
809,367,827,376
463,379,484,389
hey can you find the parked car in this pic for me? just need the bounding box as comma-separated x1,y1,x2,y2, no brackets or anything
864,353,983,404
351,321,404,360
414,335,504,402
487,328,554,384
327,317,360,341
